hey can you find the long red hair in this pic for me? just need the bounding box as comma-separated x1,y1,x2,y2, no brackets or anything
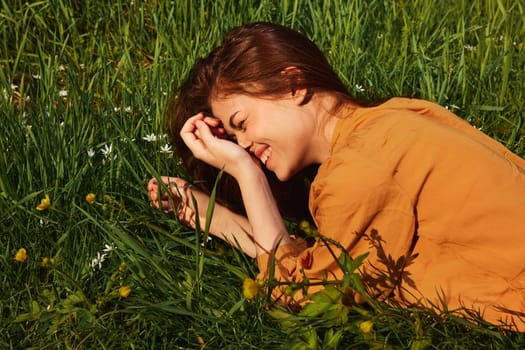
165,22,363,218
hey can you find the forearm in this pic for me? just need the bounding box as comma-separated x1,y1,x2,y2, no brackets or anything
208,203,257,258
236,167,291,256
179,117,290,256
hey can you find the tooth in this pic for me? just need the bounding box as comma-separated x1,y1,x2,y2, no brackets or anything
260,148,271,165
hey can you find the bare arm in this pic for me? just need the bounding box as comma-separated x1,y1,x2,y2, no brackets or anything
179,113,291,256
148,176,258,257
234,166,291,256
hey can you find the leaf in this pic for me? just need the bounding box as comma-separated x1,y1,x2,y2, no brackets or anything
292,327,318,350
14,312,39,323
266,307,301,329
76,308,95,332
300,286,349,327
323,328,343,350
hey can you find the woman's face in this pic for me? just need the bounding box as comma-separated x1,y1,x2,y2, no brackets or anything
210,92,318,181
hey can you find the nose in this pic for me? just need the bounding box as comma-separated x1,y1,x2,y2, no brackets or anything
235,133,252,150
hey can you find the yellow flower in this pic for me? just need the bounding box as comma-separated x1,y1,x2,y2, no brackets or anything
14,248,28,262
359,320,374,334
85,193,96,205
41,257,50,266
36,194,51,211
118,285,132,298
242,278,260,300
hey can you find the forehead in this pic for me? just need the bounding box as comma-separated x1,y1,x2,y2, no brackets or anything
211,94,244,109
210,94,248,120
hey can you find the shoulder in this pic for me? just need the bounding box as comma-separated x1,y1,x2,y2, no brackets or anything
310,148,398,212
309,146,415,239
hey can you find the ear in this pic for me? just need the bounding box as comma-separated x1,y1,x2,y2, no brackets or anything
281,66,306,103
291,87,309,105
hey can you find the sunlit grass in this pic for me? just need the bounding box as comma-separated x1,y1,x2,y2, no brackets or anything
1,0,524,348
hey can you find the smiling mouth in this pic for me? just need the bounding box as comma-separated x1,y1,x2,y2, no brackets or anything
260,147,272,166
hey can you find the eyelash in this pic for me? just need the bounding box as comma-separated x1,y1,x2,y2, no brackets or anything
236,119,246,132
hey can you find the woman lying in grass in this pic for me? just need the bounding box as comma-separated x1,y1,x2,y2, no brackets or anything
148,22,525,331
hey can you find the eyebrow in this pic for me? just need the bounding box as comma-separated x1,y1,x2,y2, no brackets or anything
228,111,240,129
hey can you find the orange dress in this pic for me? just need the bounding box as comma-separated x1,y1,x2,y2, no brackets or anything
257,97,525,331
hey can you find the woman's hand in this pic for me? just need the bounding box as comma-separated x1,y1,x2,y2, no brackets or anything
147,175,260,257
177,112,291,256
180,113,257,179
147,176,209,230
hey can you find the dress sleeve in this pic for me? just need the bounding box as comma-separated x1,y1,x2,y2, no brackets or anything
257,150,417,306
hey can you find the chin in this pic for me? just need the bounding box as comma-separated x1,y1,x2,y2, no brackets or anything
275,174,290,181
273,168,297,182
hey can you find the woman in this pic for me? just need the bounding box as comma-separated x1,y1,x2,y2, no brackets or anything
147,22,525,330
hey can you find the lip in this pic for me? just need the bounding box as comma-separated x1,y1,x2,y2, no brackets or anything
254,146,270,160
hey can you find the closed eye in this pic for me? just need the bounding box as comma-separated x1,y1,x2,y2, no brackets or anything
236,119,246,132
228,111,247,132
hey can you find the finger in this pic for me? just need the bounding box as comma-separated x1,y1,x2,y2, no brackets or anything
149,190,158,201
161,176,186,187
150,198,160,208
179,113,205,145
195,120,217,145
180,127,207,155
210,126,227,139
203,116,221,127
147,178,158,191
161,199,173,212
180,113,204,135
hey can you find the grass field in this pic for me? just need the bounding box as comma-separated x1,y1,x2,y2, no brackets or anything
1,0,524,348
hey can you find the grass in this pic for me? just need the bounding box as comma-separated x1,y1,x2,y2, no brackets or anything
1,0,524,348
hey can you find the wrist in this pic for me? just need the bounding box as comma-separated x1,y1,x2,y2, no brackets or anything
226,153,263,180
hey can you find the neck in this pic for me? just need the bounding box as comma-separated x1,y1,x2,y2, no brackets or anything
310,94,357,162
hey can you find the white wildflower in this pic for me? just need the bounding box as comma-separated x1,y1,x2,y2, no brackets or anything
59,90,68,97
102,243,115,253
201,236,213,247
11,83,18,90
124,106,132,113
355,84,365,93
101,143,113,158
32,74,41,79
143,133,157,142
87,148,96,158
160,144,173,154
464,45,476,52
120,137,135,143
90,251,107,270
445,104,461,110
